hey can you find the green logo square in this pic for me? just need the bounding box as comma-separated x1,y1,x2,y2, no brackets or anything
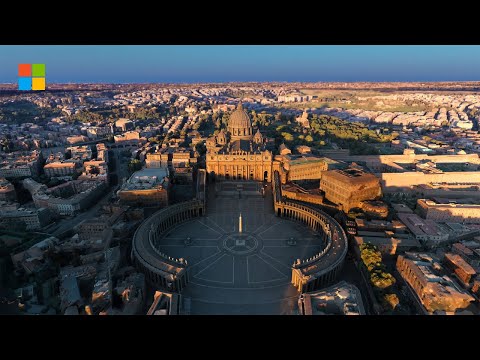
32,64,46,77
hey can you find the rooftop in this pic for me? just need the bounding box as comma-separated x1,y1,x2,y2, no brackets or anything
397,213,444,237
323,168,379,185
121,167,169,191
444,253,476,275
286,155,337,166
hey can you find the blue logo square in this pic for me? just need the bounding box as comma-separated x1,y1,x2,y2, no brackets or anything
18,77,32,91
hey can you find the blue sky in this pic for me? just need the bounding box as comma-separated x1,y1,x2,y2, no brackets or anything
0,45,479,83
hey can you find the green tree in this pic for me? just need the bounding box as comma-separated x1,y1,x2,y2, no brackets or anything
282,132,294,142
359,243,396,290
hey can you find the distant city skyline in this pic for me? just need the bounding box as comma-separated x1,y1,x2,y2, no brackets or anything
1,45,480,83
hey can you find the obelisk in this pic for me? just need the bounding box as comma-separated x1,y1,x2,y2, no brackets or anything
239,213,243,233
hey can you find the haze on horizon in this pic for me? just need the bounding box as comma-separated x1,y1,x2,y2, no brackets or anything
1,45,480,83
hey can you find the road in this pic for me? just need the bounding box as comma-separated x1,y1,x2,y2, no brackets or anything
47,148,129,238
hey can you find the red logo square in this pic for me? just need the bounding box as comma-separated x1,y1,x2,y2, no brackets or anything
18,64,31,77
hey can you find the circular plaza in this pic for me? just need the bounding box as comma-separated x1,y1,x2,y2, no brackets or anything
132,181,348,314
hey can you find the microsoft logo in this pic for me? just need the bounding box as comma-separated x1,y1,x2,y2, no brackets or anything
18,64,46,91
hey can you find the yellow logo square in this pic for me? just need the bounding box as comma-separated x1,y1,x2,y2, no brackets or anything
32,77,46,91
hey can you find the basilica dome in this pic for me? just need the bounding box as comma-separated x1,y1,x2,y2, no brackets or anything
228,102,253,141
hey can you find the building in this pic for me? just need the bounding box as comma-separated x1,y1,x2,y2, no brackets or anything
146,151,170,168
79,160,108,184
359,200,389,218
392,203,414,214
32,180,107,216
11,237,57,274
43,161,76,177
396,253,474,314
298,281,365,315
173,167,194,184
354,235,420,256
91,275,112,314
107,272,146,315
171,149,196,183
320,167,382,212
22,178,47,195
172,148,196,168
147,291,182,315
67,146,92,161
281,182,325,206
396,213,449,245
45,152,65,164
295,145,312,154
444,252,476,286
114,131,141,144
0,201,20,212
0,178,17,202
115,118,134,132
66,135,89,145
295,111,310,128
86,126,112,139
59,274,83,313
472,279,480,298
0,150,43,178
148,148,196,172
117,167,169,207
382,170,480,194
206,103,273,182
278,143,291,156
75,218,113,251
95,143,109,163
324,152,480,174
355,218,407,232
279,155,331,182
278,94,314,103
452,242,480,268
0,207,51,230
417,198,480,224
322,152,480,194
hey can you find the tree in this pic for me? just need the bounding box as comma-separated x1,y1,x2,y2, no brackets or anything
383,293,400,310
359,243,396,290
282,132,294,142
370,270,396,289
360,244,383,272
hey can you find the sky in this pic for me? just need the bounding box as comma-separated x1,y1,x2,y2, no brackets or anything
0,45,480,83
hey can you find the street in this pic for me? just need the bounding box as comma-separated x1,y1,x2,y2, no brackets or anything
46,147,129,238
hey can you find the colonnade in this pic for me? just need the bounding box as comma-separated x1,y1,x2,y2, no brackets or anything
291,261,343,293
272,170,348,293
132,200,205,292
133,257,188,292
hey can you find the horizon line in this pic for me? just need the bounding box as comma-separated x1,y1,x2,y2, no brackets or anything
2,80,480,85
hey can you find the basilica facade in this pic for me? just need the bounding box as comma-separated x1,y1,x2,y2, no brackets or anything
206,103,273,182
